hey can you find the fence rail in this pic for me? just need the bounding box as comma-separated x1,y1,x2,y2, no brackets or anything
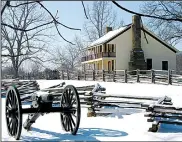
60,69,182,86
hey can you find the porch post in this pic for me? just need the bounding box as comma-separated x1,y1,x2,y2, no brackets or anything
102,59,104,70
114,60,116,70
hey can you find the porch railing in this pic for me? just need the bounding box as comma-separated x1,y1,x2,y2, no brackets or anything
81,52,116,62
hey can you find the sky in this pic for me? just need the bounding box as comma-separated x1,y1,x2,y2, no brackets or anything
42,1,143,47
42,1,182,51
34,1,147,69
5,1,182,71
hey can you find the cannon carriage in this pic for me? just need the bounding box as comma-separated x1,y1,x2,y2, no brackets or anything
5,81,106,140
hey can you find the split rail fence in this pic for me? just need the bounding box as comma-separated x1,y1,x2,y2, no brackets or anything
61,69,182,86
1,80,182,132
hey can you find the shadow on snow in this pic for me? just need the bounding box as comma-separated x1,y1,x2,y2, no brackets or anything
21,127,128,141
158,123,182,133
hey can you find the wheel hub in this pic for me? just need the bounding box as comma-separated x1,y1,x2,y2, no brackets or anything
8,107,17,118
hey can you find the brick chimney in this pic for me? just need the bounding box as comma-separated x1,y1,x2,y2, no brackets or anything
106,27,112,33
128,15,147,71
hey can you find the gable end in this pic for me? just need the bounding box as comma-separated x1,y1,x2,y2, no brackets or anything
142,28,177,53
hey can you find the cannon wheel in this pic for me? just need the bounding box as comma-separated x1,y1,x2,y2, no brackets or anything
5,86,22,140
60,85,81,135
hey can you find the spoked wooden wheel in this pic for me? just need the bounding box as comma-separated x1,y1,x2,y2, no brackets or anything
5,86,22,140
60,85,81,135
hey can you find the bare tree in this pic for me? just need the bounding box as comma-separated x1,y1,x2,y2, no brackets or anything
29,62,42,77
1,1,82,44
1,1,93,78
83,1,124,42
1,65,26,79
140,1,182,46
111,1,182,46
1,2,55,78
53,35,86,71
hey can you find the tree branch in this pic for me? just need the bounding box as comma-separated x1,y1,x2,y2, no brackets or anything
55,23,75,45
1,1,10,16
112,1,182,22
36,1,81,31
81,1,88,19
8,1,35,8
1,20,54,32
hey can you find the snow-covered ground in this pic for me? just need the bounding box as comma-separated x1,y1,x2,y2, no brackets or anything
1,80,182,141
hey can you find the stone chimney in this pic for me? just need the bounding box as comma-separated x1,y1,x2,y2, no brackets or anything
106,27,112,33
128,15,147,71
132,15,141,49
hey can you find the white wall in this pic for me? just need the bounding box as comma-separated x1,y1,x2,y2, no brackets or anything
108,28,176,70
108,29,132,70
141,30,177,70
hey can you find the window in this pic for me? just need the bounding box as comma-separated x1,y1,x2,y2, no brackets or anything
147,59,152,70
112,44,114,52
108,44,111,52
100,45,102,52
104,45,107,52
112,60,114,71
162,61,168,70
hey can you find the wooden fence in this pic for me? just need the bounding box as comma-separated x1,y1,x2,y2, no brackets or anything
82,87,182,132
60,69,182,86
1,80,40,97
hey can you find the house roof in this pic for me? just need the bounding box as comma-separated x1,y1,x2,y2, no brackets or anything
89,24,132,47
86,23,179,53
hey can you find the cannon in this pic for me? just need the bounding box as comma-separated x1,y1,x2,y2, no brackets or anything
5,84,81,140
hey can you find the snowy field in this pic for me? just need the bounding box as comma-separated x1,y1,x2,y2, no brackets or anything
1,80,182,141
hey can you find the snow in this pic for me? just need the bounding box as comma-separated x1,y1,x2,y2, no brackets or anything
90,26,130,46
1,80,182,141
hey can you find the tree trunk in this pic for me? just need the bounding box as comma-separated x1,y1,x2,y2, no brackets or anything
14,67,19,79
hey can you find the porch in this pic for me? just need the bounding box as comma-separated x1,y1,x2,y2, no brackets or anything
82,58,116,71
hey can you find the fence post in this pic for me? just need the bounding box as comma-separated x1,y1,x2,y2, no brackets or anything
86,92,96,117
124,69,127,83
151,69,155,83
77,72,80,80
113,70,115,82
61,70,64,80
92,70,95,81
137,69,140,83
168,70,172,85
102,70,105,81
84,71,86,80
67,70,69,80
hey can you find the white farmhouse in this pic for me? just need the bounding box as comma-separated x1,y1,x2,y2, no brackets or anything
81,15,179,72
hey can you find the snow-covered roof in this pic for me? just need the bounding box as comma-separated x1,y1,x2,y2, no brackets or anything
87,24,179,53
89,25,131,47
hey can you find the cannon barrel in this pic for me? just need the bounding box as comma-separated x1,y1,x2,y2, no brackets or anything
40,94,54,102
